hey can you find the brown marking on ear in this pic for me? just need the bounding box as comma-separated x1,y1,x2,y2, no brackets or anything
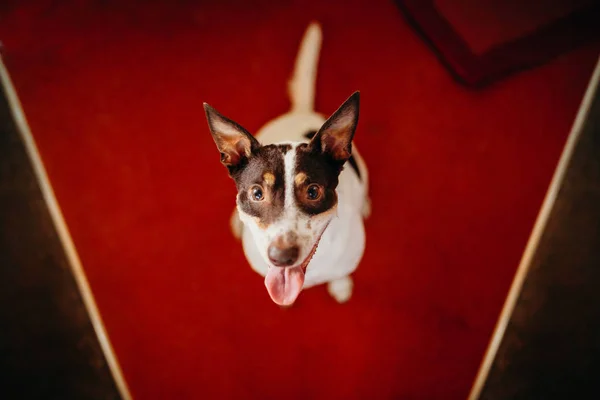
307,129,361,180
310,91,360,163
219,135,252,166
322,129,353,161
203,103,260,173
263,172,275,186
294,172,307,186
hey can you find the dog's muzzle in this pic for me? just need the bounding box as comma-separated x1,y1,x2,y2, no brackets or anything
267,234,300,267
267,242,299,266
264,226,327,306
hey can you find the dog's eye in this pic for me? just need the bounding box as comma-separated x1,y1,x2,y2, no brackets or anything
306,184,322,201
250,185,264,201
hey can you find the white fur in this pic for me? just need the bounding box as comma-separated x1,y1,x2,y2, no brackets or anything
233,22,370,303
289,22,322,112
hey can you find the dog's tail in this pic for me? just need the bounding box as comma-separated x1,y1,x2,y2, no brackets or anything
288,22,322,113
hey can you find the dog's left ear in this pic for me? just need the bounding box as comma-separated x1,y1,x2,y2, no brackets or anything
203,103,260,171
310,91,360,162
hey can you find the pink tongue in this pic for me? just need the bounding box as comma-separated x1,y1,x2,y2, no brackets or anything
264,266,305,306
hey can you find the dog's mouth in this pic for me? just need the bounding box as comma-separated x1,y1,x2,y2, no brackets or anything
264,227,327,306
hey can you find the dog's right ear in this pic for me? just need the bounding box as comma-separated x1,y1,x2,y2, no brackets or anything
309,91,359,163
203,103,260,171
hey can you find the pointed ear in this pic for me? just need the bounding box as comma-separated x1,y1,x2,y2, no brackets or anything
310,91,360,162
203,103,260,170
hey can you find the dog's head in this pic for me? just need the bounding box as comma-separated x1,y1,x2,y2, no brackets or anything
204,92,359,305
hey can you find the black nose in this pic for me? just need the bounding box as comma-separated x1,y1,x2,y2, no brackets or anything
268,244,299,267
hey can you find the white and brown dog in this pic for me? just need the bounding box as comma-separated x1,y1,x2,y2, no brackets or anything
203,22,370,306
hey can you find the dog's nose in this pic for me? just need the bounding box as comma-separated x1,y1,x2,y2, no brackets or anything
268,243,299,267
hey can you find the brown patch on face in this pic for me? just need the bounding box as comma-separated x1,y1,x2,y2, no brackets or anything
293,144,340,215
294,172,307,186
263,172,275,186
234,144,290,228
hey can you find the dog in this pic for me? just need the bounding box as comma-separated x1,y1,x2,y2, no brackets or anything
203,22,370,306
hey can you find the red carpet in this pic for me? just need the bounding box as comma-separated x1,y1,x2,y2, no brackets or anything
1,0,598,398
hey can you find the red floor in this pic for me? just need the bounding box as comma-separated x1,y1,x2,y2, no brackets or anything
1,1,598,398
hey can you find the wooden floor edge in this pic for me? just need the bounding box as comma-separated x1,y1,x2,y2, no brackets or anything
0,58,133,400
467,54,600,400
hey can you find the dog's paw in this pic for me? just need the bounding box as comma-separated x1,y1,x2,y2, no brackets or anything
327,276,353,303
361,197,372,219
230,209,243,240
